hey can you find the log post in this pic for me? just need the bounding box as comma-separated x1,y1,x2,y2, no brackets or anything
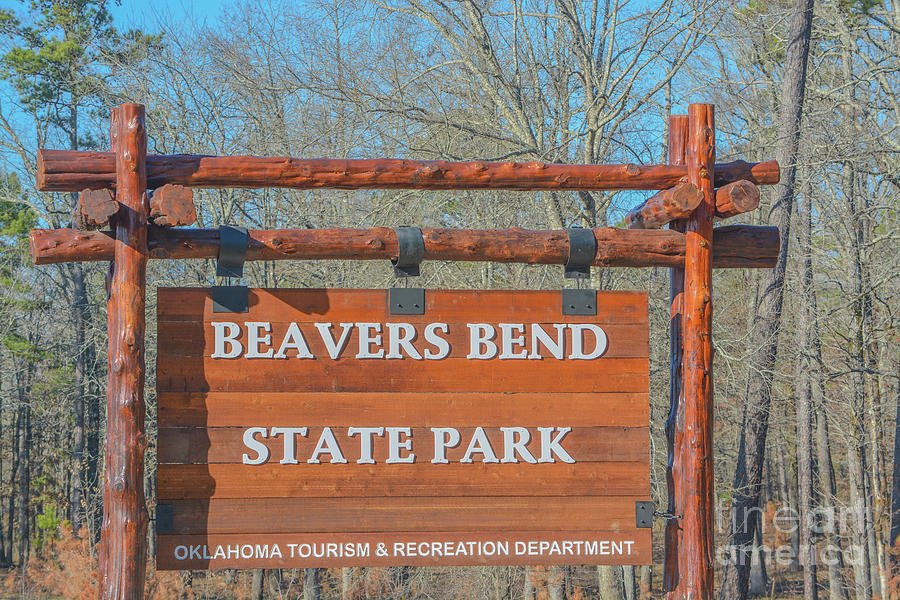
681,104,716,599
98,103,150,600
664,114,688,598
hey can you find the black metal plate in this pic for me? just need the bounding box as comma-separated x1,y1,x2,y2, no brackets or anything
562,289,597,316
212,285,249,313
389,288,425,315
156,504,174,534
635,501,653,529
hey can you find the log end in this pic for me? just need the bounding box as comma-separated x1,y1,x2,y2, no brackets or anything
36,149,48,191
715,180,760,219
28,229,43,265
73,188,118,230
150,184,196,227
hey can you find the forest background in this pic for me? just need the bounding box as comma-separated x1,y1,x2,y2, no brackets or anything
0,0,897,599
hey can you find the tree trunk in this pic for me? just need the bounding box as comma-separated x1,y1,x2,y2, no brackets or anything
523,567,535,600
775,411,801,572
891,346,900,583
250,569,265,600
816,404,849,600
748,517,768,596
846,442,872,600
638,566,651,600
68,100,90,536
304,568,320,600
342,567,352,600
15,375,30,567
622,566,636,600
795,195,818,600
718,0,814,596
598,565,624,599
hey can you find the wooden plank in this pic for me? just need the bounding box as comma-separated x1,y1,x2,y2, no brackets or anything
157,426,649,464
156,356,649,393
156,462,650,499
156,320,649,359
157,496,648,534
157,392,649,428
156,288,649,324
156,530,653,569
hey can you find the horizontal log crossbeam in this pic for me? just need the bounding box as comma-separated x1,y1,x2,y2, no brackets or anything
29,225,779,269
37,149,779,192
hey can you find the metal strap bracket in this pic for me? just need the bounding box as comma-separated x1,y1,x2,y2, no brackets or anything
562,289,597,315
389,288,425,315
156,504,174,534
635,501,654,529
392,226,425,277
564,226,596,280
213,225,249,313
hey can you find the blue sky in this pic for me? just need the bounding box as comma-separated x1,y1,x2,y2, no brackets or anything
106,0,230,30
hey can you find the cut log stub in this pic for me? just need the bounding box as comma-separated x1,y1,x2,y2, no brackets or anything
715,179,760,219
72,188,117,230
149,184,196,227
625,182,703,229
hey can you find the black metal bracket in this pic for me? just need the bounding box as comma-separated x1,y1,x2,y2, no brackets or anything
216,225,248,277
392,226,425,277
562,289,597,316
635,501,654,529
213,225,249,313
156,504,174,534
389,288,425,315
564,226,596,280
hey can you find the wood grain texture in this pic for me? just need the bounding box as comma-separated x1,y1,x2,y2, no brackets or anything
156,496,648,534
158,426,649,464
37,147,779,192
156,288,648,323
72,188,117,230
625,182,703,229
99,104,150,600
157,356,648,393
665,114,688,597
680,103,716,599
28,225,781,268
156,463,650,500
156,531,652,569
157,392,649,428
149,184,195,227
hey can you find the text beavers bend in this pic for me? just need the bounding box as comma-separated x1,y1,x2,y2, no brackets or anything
210,321,609,360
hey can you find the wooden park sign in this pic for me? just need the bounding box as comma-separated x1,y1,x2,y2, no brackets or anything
155,288,651,569
29,103,779,599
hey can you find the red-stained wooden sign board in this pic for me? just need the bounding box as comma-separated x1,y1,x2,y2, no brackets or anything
155,288,651,570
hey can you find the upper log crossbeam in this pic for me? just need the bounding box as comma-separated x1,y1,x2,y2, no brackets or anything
37,149,779,192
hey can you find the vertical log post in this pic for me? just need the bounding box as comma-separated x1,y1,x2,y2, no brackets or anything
98,103,150,599
681,104,716,598
664,114,689,598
